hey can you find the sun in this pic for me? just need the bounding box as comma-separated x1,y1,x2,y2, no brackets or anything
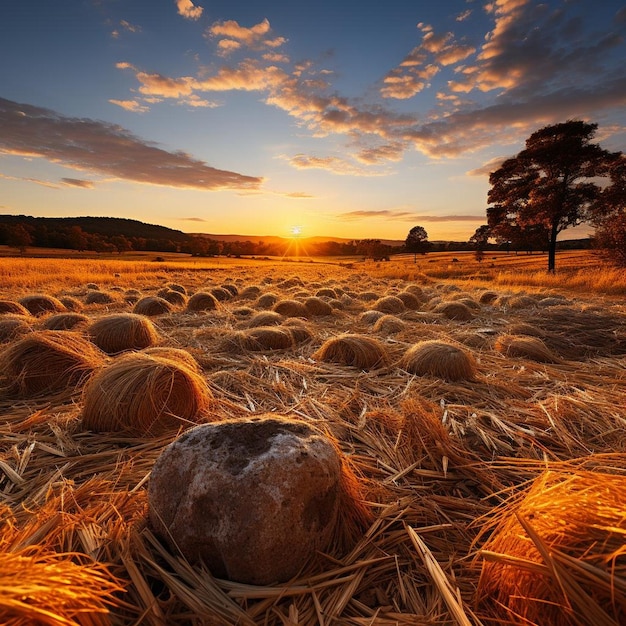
290,226,302,237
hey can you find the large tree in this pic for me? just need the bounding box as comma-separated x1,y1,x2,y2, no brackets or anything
405,225,429,261
487,120,616,272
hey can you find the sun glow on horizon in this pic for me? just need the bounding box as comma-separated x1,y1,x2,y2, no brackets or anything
290,226,302,237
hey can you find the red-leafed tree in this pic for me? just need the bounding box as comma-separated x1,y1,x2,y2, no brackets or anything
487,120,617,272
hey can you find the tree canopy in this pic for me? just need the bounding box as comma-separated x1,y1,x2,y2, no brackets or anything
487,120,618,272
405,225,429,260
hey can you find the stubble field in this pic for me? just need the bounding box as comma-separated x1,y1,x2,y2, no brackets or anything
1,250,625,626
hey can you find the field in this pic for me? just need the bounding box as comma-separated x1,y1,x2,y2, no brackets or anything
1,250,625,625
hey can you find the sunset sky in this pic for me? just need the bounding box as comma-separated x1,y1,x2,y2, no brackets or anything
1,0,625,242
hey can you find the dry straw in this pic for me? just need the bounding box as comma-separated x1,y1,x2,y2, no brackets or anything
221,283,239,297
186,291,219,312
373,295,405,314
281,319,314,345
133,296,173,316
0,315,32,343
400,340,477,381
211,287,232,302
434,301,473,321
156,289,187,306
477,469,626,626
167,283,187,294
478,291,499,304
0,330,105,397
254,292,279,309
85,290,117,305
315,288,337,298
372,314,406,335
59,296,84,311
18,294,66,316
272,299,309,318
88,313,160,355
81,352,212,435
495,334,560,363
247,311,283,328
0,300,30,316
396,291,422,310
359,310,385,325
220,327,295,353
312,334,390,370
142,346,201,372
304,296,333,316
41,312,89,331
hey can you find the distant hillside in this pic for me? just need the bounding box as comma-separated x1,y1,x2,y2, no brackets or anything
193,233,405,247
0,215,189,242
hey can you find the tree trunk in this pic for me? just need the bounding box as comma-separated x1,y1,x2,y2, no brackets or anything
547,224,558,273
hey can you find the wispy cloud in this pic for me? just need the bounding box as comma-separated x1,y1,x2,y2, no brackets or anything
337,209,486,222
0,97,262,191
288,154,385,176
176,0,203,21
466,156,509,177
109,99,149,113
180,217,207,222
61,178,95,188
206,18,286,56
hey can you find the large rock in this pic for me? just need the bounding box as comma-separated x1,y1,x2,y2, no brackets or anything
148,416,344,585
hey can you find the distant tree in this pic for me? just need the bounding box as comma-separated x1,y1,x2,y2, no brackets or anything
594,214,626,267
4,223,33,254
405,225,429,262
68,226,88,251
487,120,617,272
469,225,490,262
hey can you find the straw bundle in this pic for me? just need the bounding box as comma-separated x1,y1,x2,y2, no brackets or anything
88,313,160,354
359,310,385,325
86,282,99,290
373,295,405,314
186,291,219,312
312,334,390,370
404,284,425,297
41,312,89,331
315,287,337,298
124,288,142,304
239,285,262,299
81,352,212,435
508,295,537,309
0,315,32,343
304,296,333,316
0,330,105,397
538,296,566,307
18,294,66,316
359,291,379,302
478,291,499,304
59,295,84,311
372,314,406,335
156,289,187,306
506,322,545,337
210,287,232,302
495,334,559,363
272,299,309,318
396,291,422,310
220,327,295,352
281,319,314,345
0,300,30,316
248,311,283,327
167,283,187,294
142,346,201,372
133,296,173,316
477,469,626,626
434,301,473,321
254,292,279,309
221,283,239,296
400,340,476,381
85,290,117,305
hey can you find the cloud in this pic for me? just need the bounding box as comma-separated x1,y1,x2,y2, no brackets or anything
356,143,405,164
456,9,472,22
288,154,384,176
0,97,262,191
337,210,486,222
176,0,203,21
285,191,314,198
180,217,208,222
206,18,285,54
0,172,60,189
61,178,95,188
109,99,149,113
466,156,509,177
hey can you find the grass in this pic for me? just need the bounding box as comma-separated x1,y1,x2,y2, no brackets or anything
0,250,625,625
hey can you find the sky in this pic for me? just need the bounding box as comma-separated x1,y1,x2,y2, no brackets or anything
1,0,625,242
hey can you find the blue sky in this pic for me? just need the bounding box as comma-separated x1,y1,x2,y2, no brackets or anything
1,0,625,241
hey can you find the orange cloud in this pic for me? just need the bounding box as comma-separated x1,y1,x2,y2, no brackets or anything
288,154,382,176
61,178,95,188
176,0,203,21
337,210,486,222
0,97,262,191
136,72,196,98
109,99,149,113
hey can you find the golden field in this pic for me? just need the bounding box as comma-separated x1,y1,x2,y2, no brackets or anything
0,249,625,625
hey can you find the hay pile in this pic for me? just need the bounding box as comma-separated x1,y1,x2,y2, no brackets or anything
477,469,626,625
434,301,473,321
88,313,160,354
313,334,390,370
133,296,173,316
401,340,476,381
373,295,405,314
0,330,105,397
81,352,212,435
0,315,32,343
495,334,560,363
0,300,30,315
272,299,309,318
186,291,219,312
41,312,89,331
19,294,66,316
85,290,117,305
220,327,295,353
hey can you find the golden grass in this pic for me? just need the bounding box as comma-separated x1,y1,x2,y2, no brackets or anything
81,352,212,435
1,253,626,625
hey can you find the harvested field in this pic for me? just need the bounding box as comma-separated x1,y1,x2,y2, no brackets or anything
1,254,626,626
